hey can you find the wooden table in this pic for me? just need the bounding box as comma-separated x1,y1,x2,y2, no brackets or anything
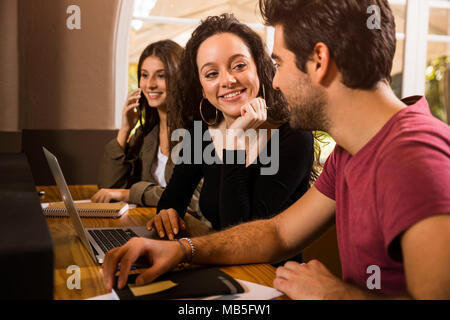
38,185,284,300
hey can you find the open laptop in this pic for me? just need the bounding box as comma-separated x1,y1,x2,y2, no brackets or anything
43,147,157,264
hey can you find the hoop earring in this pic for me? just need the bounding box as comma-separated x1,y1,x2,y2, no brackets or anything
261,84,269,110
199,98,218,126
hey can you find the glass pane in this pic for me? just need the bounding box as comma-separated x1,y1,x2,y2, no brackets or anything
128,21,198,90
391,39,405,98
149,0,263,24
391,3,406,34
426,3,450,123
390,2,406,98
429,6,450,36
128,21,196,62
428,41,450,62
426,42,450,123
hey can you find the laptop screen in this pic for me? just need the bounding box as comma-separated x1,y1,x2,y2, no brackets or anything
42,147,96,260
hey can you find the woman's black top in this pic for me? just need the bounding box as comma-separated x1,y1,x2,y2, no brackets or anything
157,121,314,230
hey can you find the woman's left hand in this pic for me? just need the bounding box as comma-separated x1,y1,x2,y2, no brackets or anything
229,97,268,132
225,98,268,150
91,188,130,203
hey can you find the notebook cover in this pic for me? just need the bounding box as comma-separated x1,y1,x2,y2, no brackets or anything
115,267,244,300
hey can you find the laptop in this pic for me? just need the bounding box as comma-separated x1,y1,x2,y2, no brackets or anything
43,147,157,264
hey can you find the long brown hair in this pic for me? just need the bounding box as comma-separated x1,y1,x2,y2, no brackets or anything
137,40,183,135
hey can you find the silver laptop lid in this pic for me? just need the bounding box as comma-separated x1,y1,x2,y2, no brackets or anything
42,147,96,261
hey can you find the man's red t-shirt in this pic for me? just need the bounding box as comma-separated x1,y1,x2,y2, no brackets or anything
314,96,450,295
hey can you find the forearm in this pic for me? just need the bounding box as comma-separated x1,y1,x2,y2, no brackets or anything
185,218,289,266
129,181,164,206
141,185,165,207
116,131,129,151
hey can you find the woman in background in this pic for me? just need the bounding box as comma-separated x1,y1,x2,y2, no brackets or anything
92,40,202,220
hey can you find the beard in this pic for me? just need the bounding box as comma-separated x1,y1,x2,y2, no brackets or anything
286,77,330,132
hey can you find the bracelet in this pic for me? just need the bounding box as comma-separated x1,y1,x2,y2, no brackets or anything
178,237,195,264
176,239,188,263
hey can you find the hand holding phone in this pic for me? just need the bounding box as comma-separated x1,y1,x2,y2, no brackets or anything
121,88,142,133
116,89,142,149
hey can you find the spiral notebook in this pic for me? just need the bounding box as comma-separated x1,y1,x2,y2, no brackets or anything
43,201,129,218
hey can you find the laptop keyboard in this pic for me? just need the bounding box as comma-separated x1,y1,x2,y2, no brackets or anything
87,229,138,254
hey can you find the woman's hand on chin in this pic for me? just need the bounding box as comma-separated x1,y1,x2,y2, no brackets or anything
228,97,267,131
225,98,268,149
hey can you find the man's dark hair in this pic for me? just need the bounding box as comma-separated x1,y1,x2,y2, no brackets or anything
259,0,397,90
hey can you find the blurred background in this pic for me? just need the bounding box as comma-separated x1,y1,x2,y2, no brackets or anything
0,0,449,180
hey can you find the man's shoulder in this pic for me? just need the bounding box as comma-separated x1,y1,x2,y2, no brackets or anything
374,113,450,188
396,106,449,136
390,118,447,152
374,107,449,161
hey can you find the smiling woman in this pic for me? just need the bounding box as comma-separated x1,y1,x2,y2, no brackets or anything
92,40,204,223
197,33,261,125
140,56,167,107
149,15,317,253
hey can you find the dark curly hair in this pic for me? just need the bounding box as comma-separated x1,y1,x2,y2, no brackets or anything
168,13,289,134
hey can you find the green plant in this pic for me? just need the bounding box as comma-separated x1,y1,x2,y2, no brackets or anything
425,56,449,123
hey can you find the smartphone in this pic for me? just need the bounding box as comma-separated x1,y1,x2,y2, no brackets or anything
137,94,146,120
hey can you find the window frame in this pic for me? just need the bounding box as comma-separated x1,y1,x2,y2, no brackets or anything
401,0,450,97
